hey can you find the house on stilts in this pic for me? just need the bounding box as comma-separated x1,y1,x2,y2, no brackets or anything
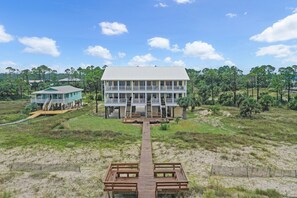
101,66,189,119
31,85,83,111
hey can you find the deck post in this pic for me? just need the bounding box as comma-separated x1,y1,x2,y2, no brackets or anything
105,107,107,119
118,106,120,119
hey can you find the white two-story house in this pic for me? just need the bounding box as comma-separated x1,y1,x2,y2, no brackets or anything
101,66,189,118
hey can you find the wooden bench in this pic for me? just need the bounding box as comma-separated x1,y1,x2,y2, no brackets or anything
155,181,189,192
116,169,139,178
104,182,138,192
154,170,176,178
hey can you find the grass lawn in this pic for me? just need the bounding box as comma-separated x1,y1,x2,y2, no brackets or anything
60,115,142,139
151,106,297,150
0,100,28,124
0,104,141,149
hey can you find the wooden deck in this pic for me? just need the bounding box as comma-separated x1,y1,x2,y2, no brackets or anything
28,110,71,119
104,121,188,198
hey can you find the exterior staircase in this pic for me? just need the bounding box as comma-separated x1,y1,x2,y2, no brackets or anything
42,98,50,111
146,100,152,118
125,99,132,118
161,97,167,118
47,99,53,111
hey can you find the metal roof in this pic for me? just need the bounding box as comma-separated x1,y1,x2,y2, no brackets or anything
59,78,81,82
101,66,190,81
32,86,83,94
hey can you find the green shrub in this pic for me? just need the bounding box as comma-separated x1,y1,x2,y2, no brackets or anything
255,189,282,198
240,98,261,118
208,105,220,115
218,93,233,106
288,98,297,110
160,123,169,130
259,93,274,111
175,117,181,124
23,103,38,115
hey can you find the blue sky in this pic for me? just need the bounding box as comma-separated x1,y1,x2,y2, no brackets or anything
0,0,297,73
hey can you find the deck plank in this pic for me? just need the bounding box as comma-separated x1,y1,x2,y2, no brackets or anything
138,121,155,198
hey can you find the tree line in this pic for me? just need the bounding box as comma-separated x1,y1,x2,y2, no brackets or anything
0,65,105,102
1,64,296,116
178,65,297,118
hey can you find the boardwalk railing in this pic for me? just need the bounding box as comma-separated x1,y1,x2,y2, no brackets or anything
155,181,189,192
154,162,182,170
104,163,139,182
104,182,138,192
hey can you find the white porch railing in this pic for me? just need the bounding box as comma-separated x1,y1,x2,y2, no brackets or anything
105,98,127,104
31,98,73,104
133,98,145,103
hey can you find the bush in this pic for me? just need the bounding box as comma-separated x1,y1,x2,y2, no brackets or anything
208,105,220,115
160,122,169,130
23,103,38,115
259,93,274,111
255,189,282,198
240,98,261,118
288,98,297,110
175,117,181,124
218,93,233,106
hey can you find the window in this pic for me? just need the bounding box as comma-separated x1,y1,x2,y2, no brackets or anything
119,81,125,86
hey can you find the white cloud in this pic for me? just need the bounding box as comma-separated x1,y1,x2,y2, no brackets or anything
293,8,297,13
224,60,236,66
174,0,194,4
164,57,172,63
184,41,224,60
0,25,13,43
148,37,170,50
226,13,237,18
163,56,185,66
256,44,296,58
244,12,248,15
85,45,112,59
128,53,156,66
148,37,181,52
250,13,297,42
118,52,126,58
256,44,297,63
18,37,60,57
99,22,128,36
172,60,186,67
154,2,168,8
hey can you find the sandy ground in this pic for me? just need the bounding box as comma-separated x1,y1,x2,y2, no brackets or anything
0,145,140,198
1,141,297,197
153,142,297,197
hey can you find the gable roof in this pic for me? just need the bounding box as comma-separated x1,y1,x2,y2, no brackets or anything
59,78,81,82
101,66,190,81
32,86,83,94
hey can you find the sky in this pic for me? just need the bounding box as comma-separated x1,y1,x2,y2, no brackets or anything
0,0,297,74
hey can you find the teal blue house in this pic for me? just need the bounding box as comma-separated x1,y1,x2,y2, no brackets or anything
31,86,83,110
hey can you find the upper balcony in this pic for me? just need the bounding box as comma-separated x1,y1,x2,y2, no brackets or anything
104,85,186,92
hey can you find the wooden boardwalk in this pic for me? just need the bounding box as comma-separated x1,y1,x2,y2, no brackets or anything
28,110,71,119
138,121,155,197
103,120,188,197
